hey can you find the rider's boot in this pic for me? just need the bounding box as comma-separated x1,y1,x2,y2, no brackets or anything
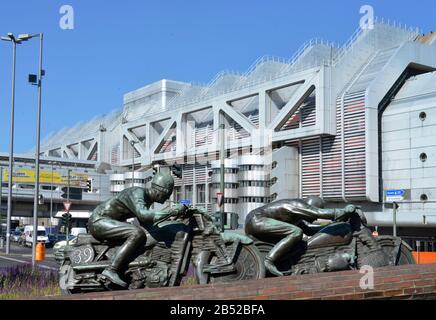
264,257,283,277
102,267,128,288
265,230,302,276
102,228,146,288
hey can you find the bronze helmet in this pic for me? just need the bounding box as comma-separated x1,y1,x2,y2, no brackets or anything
151,172,175,198
305,195,325,208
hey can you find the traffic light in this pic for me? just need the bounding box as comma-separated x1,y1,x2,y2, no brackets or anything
61,187,82,200
171,164,182,178
61,212,72,227
86,179,92,193
38,194,44,205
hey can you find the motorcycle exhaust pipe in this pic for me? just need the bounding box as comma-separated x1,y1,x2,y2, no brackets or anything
72,260,151,272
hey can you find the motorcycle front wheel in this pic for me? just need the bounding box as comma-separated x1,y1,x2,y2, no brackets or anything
209,244,265,284
58,261,78,295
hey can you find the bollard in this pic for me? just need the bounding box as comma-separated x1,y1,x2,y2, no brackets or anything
36,242,45,261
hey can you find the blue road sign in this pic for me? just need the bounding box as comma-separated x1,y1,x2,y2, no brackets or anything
385,189,406,201
179,199,191,205
386,190,405,197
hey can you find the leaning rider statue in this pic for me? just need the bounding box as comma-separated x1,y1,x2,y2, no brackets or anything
88,171,187,287
245,196,356,276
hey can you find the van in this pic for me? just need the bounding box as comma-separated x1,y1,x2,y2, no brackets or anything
24,225,49,247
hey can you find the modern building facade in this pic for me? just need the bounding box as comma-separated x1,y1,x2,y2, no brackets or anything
37,21,436,246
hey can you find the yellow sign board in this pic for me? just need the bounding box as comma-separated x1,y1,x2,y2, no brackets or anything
1,169,88,187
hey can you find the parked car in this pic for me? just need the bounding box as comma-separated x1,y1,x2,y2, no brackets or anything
53,236,77,263
47,233,75,248
11,231,22,242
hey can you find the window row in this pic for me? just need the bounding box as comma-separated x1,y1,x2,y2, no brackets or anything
239,180,269,187
212,168,238,174
240,197,271,203
239,165,265,171
212,183,238,189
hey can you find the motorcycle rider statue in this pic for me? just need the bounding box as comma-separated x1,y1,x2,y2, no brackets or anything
245,196,356,276
88,171,187,287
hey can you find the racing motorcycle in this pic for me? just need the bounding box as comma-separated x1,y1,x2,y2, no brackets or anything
251,206,415,276
58,207,265,294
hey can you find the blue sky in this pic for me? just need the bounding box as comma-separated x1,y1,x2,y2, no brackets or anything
0,0,435,153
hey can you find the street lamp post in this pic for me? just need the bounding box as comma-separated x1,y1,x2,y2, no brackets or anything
0,167,3,237
49,161,54,235
14,33,45,267
1,33,25,254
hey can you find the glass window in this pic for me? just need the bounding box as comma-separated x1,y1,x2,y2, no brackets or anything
185,185,193,201
197,184,205,204
174,186,182,202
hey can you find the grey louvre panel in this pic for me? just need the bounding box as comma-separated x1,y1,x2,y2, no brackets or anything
321,136,343,199
183,164,194,185
195,164,207,184
281,111,301,130
343,90,366,199
301,91,317,127
280,89,317,131
110,143,120,166
321,96,343,200
301,138,321,197
158,128,176,154
193,123,213,147
249,112,260,127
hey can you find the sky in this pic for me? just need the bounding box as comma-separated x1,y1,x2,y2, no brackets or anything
0,0,435,153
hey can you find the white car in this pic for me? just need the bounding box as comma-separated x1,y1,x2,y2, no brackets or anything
53,236,77,263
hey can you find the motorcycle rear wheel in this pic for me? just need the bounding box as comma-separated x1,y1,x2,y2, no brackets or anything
209,244,265,283
376,237,415,265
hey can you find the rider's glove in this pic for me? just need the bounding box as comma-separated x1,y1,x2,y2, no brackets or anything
344,204,356,214
171,203,189,217
334,204,356,221
168,204,182,216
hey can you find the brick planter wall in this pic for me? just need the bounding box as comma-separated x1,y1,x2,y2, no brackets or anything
48,263,436,300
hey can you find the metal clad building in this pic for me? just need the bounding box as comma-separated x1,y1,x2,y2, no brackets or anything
37,22,436,235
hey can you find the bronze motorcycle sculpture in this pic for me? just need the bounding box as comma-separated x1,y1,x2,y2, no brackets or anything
250,206,415,276
57,206,265,294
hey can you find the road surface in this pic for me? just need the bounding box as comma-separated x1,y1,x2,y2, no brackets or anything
0,242,58,270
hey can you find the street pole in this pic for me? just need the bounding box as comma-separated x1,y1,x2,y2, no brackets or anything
50,161,53,235
393,202,398,237
5,39,17,254
31,33,43,268
219,124,225,232
66,169,71,247
132,143,135,187
0,167,3,237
